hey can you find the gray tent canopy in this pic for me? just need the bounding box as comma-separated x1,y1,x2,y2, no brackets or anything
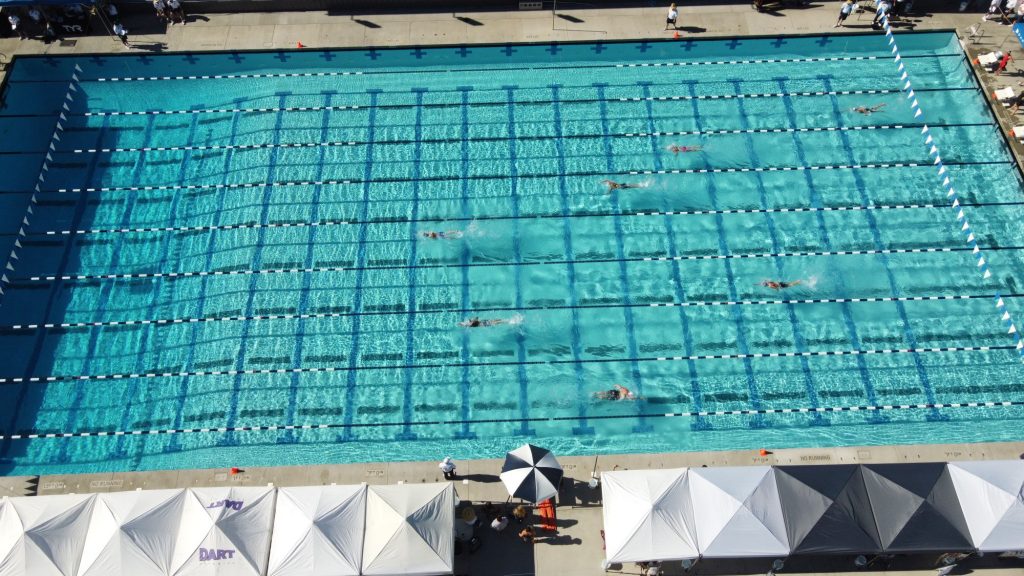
861,463,973,553
774,465,882,555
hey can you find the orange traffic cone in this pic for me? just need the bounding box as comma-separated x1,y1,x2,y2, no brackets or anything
296,41,305,49
230,467,241,475
673,30,680,40
759,448,771,456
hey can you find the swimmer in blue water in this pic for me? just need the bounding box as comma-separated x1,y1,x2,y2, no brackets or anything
668,144,703,154
602,179,652,194
760,279,802,291
594,384,637,401
459,317,505,328
422,230,464,240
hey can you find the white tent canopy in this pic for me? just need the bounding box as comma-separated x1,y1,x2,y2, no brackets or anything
267,485,367,576
78,488,191,576
948,460,1024,552
0,493,96,576
688,466,790,557
362,483,453,576
601,468,698,563
174,486,277,576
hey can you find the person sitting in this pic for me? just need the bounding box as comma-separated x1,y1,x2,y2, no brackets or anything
513,504,528,523
491,515,509,532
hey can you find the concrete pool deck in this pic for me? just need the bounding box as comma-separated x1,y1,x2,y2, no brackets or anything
3,4,1024,575
1,440,1022,575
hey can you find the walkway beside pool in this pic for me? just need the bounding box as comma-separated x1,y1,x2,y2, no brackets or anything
1,440,1021,575
0,3,1003,58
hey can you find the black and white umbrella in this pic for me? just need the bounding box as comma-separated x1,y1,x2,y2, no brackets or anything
500,444,564,503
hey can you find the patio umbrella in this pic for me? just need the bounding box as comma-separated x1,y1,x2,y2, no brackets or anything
500,444,563,503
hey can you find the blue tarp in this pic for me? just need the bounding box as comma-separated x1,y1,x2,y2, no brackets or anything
1015,22,1024,49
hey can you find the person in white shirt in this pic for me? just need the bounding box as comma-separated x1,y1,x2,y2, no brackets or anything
152,0,168,22
166,0,184,24
491,515,509,532
112,22,130,47
835,0,855,27
665,3,678,29
8,14,27,40
439,456,457,480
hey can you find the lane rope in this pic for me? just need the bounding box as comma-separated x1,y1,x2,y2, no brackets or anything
0,293,1008,332
41,161,1013,195
3,399,1021,441
62,122,993,155
85,53,963,83
882,17,1024,362
29,200,1024,239
17,245,1011,283
0,65,81,307
0,344,1011,385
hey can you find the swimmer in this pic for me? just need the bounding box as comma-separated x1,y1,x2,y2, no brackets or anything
759,279,803,291
852,103,886,115
594,384,637,401
421,230,463,240
602,179,651,194
668,144,703,154
458,316,505,328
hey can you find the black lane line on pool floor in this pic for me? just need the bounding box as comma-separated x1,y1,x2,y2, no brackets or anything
1,293,1015,332
60,122,993,155
3,400,1022,442
40,160,1013,195
68,87,976,119
17,245,1018,283
85,53,964,83
0,344,1012,386
32,200,1024,238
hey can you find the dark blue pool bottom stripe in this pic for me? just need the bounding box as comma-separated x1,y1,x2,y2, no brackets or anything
682,81,764,417
638,82,708,427
2,399,1021,442
549,84,592,433
775,76,881,409
67,86,978,120
82,52,967,83
0,344,1012,386
165,102,242,453
341,90,381,440
398,88,428,440
730,77,821,418
39,160,1014,195
506,85,535,436
20,245,1018,282
30,200,1024,238
2,293,1013,332
821,76,940,410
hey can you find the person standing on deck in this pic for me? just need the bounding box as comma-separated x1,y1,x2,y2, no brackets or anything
835,0,855,27
666,3,678,29
112,21,130,47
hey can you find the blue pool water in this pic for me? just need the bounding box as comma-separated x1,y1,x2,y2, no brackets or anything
1,32,1023,476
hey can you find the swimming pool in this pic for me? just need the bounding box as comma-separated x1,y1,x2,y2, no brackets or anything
1,31,1023,476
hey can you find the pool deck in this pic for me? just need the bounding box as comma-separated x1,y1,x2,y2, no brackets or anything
1,440,1022,575
3,4,1024,575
